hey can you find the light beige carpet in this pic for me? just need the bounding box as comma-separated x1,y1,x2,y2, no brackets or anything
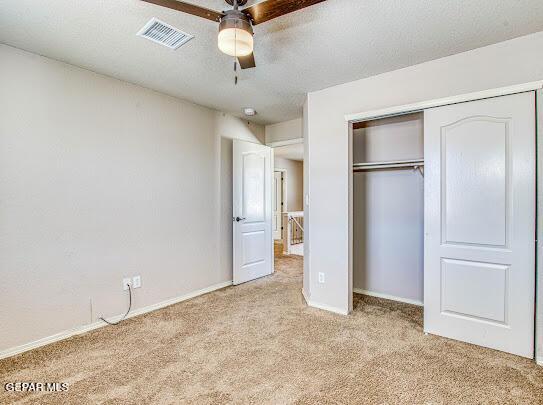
1,250,543,404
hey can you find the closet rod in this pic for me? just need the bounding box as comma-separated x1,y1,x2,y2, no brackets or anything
353,159,424,171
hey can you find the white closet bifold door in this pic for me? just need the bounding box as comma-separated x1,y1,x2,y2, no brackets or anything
424,92,536,358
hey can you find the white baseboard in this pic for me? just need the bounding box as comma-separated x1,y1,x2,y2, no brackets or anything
0,280,232,360
306,299,349,315
537,355,543,367
353,288,424,307
301,288,310,305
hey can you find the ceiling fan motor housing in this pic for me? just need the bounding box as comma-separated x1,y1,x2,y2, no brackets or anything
219,10,253,36
225,0,249,6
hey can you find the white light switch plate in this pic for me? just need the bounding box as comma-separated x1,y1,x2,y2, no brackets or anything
132,275,141,289
318,272,325,283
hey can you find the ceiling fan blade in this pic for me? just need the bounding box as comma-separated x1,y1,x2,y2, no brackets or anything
238,53,256,69
242,0,326,25
141,0,224,22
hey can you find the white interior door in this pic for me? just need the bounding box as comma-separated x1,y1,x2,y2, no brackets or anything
233,140,273,285
273,171,283,240
424,92,536,358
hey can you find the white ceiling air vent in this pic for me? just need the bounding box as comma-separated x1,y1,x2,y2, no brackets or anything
137,18,194,50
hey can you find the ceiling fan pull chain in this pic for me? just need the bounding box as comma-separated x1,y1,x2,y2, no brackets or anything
234,19,238,85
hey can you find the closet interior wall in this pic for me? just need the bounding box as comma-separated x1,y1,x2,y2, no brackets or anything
353,113,425,305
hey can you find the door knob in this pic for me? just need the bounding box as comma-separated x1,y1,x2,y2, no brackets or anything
235,217,246,222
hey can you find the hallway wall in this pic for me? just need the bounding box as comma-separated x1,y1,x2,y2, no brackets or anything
275,157,304,212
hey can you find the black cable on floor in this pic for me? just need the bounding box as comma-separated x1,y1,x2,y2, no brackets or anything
99,284,132,326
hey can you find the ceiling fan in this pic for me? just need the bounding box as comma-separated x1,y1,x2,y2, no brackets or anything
142,0,327,69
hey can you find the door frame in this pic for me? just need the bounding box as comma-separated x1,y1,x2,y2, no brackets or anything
345,82,543,364
274,169,288,241
268,135,305,257
275,169,288,213
536,89,543,366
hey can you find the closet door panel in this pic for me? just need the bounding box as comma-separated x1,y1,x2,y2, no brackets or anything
440,259,508,323
441,117,508,247
424,92,535,358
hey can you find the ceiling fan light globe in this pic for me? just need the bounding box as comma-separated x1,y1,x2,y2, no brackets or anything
218,27,254,57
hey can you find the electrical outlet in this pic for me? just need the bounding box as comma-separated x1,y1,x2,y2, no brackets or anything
318,272,325,284
132,275,141,289
122,278,131,290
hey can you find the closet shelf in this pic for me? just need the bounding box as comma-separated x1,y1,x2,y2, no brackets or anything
353,158,424,171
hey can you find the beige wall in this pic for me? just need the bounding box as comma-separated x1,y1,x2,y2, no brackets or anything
0,44,264,352
274,157,303,212
265,118,302,144
306,31,543,313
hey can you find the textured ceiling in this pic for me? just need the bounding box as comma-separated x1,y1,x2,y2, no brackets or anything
1,0,543,124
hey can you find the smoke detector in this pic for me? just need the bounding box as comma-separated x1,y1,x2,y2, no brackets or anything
243,108,257,116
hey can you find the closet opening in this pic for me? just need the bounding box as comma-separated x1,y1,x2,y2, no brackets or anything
347,90,538,358
352,112,425,308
